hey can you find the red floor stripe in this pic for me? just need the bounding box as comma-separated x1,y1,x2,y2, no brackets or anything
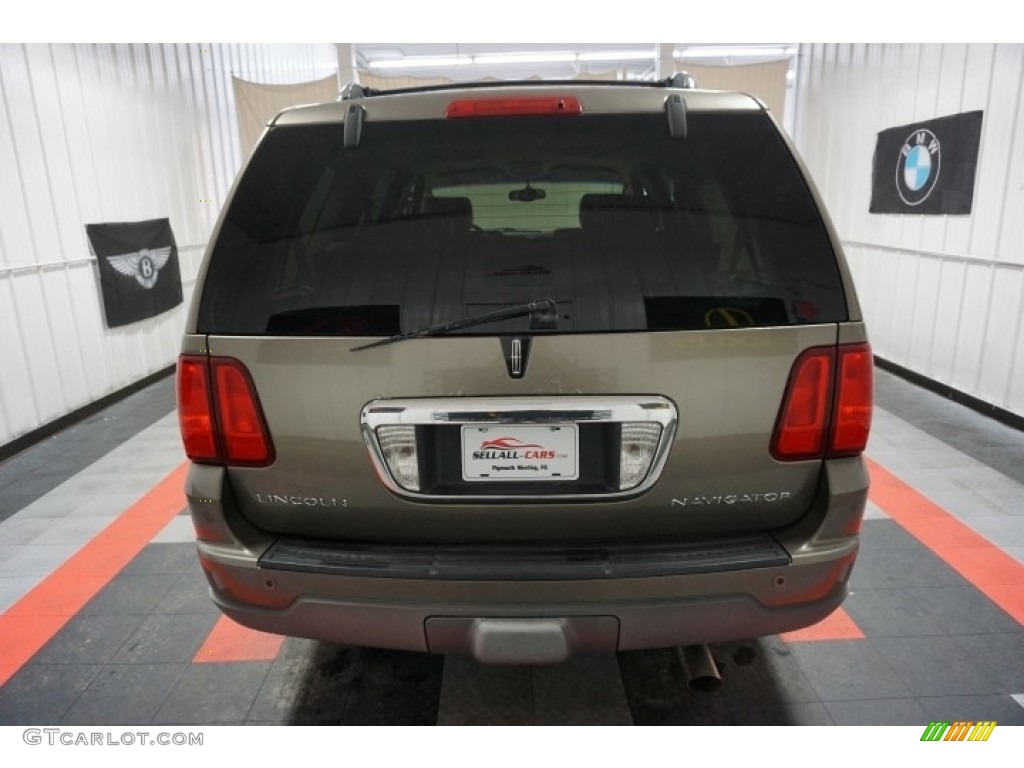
0,462,189,686
866,457,1024,624
780,606,865,642
193,615,285,663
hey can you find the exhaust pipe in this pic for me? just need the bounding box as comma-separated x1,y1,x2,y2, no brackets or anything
678,644,722,692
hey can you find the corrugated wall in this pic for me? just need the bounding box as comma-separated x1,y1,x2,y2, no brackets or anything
0,43,337,447
793,43,1024,416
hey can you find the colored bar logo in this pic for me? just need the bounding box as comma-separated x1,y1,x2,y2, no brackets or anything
920,721,997,741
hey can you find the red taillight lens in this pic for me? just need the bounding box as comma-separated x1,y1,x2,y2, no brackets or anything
177,355,218,462
176,355,274,466
772,343,874,462
445,96,582,118
830,343,873,456
211,360,273,465
772,348,835,461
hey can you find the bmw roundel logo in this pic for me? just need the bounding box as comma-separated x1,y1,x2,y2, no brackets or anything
896,128,941,205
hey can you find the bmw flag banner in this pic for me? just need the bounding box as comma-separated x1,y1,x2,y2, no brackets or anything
86,218,184,328
869,111,983,215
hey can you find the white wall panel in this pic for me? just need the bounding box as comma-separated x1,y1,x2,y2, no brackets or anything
0,43,337,447
795,43,1024,416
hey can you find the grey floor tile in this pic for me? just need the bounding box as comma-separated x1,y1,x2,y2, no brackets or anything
1007,547,1024,564
0,664,103,724
79,573,177,616
0,516,57,545
0,544,80,578
862,500,890,520
68,493,147,517
150,570,218,615
113,613,219,663
917,694,1024,725
912,586,1024,635
871,636,1005,697
438,655,532,725
949,632,1024,692
32,614,145,665
788,640,912,702
154,662,272,725
873,369,1024,485
825,697,931,725
150,516,196,544
849,548,969,589
247,657,318,724
857,519,923,551
843,588,947,637
120,542,198,576
61,663,188,725
323,646,443,725
0,493,46,522
31,516,114,546
533,653,632,725
0,577,38,613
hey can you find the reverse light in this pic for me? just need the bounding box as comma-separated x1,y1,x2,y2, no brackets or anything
445,96,582,119
771,343,874,461
176,355,274,466
619,422,663,490
376,425,420,491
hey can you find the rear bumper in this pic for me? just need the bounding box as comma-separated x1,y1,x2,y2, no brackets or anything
206,577,851,661
196,533,858,659
187,457,867,660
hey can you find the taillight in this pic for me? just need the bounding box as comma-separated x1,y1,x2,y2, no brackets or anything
771,343,873,461
176,355,274,466
177,355,218,462
445,96,582,118
829,343,873,456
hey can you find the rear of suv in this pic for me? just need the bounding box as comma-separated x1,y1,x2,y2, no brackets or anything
177,77,872,663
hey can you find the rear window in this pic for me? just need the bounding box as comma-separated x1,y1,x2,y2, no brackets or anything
198,111,847,336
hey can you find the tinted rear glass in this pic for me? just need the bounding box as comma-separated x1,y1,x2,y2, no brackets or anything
198,111,847,336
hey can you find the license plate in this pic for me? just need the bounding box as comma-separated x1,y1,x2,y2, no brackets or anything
462,425,578,481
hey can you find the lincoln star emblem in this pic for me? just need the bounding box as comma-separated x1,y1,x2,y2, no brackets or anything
500,337,532,379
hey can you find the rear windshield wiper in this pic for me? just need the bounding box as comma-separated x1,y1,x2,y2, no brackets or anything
350,298,558,352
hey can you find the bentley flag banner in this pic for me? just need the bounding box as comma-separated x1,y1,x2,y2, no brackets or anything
87,218,183,328
869,111,983,215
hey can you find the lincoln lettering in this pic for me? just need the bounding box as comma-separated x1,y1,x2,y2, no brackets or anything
255,493,346,508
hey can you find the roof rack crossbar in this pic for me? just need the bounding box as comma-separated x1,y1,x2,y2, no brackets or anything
334,74,699,100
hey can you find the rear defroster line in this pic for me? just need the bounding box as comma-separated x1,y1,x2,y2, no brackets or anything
0,463,189,687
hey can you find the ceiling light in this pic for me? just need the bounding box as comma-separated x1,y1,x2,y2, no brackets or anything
577,49,654,62
675,46,797,59
473,53,577,65
367,56,471,69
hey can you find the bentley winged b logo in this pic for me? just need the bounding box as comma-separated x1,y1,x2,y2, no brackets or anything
106,246,172,290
